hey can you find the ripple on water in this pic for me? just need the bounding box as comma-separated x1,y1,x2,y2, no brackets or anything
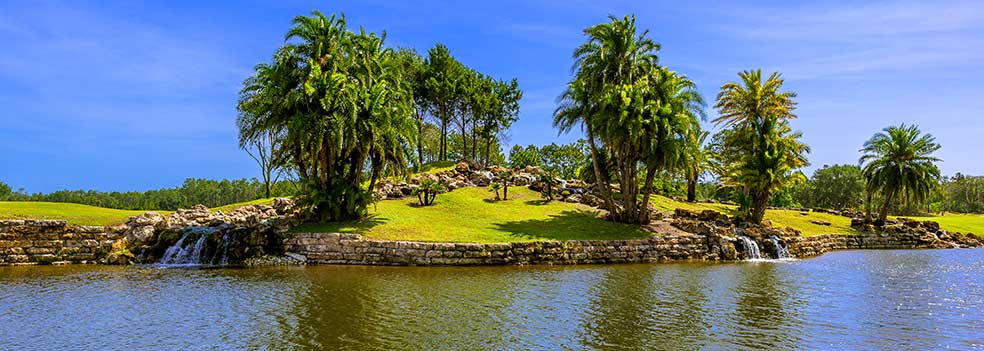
1,249,982,350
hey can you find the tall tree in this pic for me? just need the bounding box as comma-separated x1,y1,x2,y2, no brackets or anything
424,44,463,161
859,124,941,223
393,48,429,168
556,15,704,224
237,11,415,221
712,69,809,223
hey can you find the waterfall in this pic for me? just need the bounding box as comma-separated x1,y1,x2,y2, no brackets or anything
158,227,218,266
769,235,791,259
738,235,762,260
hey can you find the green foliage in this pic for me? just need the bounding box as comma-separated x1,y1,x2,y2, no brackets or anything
489,182,502,200
508,144,542,169
0,178,295,211
939,174,984,213
498,171,512,200
794,164,865,210
539,172,559,201
711,69,809,224
538,141,588,179
860,124,942,222
554,15,705,224
0,181,12,200
413,179,445,206
238,11,417,221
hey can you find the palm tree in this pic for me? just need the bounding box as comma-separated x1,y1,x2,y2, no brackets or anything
859,124,941,223
237,11,416,221
556,15,704,224
681,129,710,202
712,69,808,223
713,69,797,127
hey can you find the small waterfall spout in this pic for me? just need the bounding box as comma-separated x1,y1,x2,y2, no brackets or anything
158,227,218,266
769,235,791,259
738,235,762,260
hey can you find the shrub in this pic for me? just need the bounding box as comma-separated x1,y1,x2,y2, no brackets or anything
413,179,445,206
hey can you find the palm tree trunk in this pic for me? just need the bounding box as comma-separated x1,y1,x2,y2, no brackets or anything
878,191,895,223
417,114,424,167
587,126,617,217
686,175,697,202
639,167,657,223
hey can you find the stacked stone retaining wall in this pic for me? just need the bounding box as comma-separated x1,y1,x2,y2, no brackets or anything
286,233,713,266
0,220,123,265
288,231,972,266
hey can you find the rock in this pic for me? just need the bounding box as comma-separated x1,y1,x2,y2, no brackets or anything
799,211,809,216
850,217,866,227
810,220,832,226
129,211,165,227
455,162,470,173
124,225,156,245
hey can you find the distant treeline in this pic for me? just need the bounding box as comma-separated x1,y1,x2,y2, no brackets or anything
0,178,298,211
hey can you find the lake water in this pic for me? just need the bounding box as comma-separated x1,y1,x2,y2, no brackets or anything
1,249,982,350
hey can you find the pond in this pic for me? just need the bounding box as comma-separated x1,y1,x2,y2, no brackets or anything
1,249,982,350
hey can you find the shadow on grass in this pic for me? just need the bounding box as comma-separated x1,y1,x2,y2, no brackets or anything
291,215,388,235
491,210,651,241
524,199,552,206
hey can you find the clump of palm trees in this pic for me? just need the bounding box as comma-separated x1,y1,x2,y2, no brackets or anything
710,70,810,224
859,124,941,223
554,15,705,224
236,11,521,221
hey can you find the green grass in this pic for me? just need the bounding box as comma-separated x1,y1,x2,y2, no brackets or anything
0,202,166,226
901,213,984,235
412,160,457,175
0,198,280,226
293,186,652,243
650,196,858,236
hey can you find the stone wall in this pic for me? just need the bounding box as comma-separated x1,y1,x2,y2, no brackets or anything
285,232,714,266
786,232,960,257
286,229,982,267
0,220,123,265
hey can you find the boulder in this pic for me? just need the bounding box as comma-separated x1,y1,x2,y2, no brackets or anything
129,211,165,227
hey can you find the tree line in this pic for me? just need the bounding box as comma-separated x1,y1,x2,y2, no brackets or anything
0,178,297,210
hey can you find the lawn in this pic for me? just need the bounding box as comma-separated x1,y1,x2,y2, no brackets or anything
902,213,984,235
292,186,652,243
650,196,858,236
0,202,166,226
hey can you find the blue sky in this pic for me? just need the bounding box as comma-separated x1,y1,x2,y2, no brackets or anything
1,0,982,193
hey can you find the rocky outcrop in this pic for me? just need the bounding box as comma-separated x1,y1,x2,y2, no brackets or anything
374,162,593,203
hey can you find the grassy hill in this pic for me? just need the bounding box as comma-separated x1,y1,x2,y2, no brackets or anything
650,196,859,236
293,187,652,243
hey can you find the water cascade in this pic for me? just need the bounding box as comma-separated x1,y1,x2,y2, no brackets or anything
769,235,791,259
158,227,220,266
738,235,762,260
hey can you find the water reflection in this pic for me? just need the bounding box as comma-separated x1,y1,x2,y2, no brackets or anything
1,249,982,350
